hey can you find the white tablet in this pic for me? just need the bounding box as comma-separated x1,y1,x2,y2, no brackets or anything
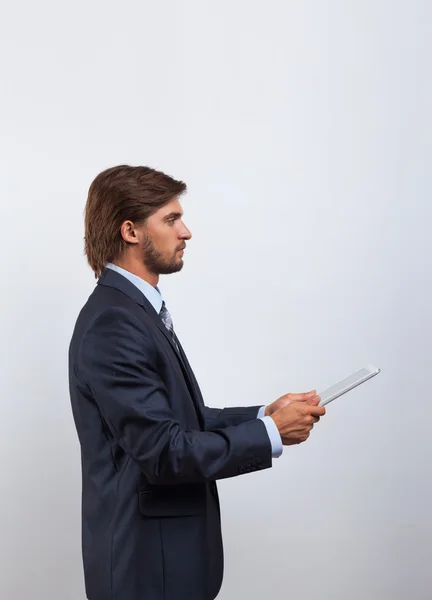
316,365,381,406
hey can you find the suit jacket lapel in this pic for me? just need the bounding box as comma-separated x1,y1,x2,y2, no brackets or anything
142,311,206,430
97,269,205,428
173,335,205,406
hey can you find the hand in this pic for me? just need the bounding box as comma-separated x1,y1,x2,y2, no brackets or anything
264,390,317,417
270,396,326,446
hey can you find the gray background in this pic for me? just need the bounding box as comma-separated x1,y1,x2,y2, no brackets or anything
1,1,431,599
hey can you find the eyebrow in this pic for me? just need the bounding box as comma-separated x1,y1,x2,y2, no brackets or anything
163,211,183,220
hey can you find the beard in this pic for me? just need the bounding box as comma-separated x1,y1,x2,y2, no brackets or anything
142,234,184,275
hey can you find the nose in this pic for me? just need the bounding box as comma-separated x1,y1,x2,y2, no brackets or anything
180,222,192,240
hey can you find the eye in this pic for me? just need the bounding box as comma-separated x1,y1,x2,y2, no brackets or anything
167,219,176,226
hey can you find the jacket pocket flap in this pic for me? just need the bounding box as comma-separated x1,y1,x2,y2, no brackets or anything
138,483,206,517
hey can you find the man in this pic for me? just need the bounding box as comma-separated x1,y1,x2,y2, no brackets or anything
68,165,326,600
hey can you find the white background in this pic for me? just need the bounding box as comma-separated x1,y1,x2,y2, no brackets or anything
1,1,431,599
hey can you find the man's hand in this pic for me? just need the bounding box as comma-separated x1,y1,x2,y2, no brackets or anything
270,396,326,446
264,390,317,417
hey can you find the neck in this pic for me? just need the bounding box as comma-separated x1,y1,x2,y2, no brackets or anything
111,257,159,287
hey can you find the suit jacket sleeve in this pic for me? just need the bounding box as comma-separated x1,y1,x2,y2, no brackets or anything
78,307,272,485
203,406,263,430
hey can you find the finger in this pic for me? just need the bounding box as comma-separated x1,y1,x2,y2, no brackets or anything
307,395,321,405
307,405,326,417
288,390,317,401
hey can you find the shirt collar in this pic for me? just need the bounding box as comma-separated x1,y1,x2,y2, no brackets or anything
105,263,163,314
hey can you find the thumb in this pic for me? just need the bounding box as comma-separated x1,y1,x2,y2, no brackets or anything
289,390,317,402
307,394,321,406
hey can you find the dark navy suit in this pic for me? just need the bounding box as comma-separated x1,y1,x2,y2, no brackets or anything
68,268,272,600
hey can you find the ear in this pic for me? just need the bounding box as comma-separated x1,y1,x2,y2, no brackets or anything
120,220,140,244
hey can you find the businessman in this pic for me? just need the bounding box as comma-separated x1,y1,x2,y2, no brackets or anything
68,165,326,600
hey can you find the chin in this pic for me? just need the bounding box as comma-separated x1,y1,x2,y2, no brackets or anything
158,260,184,275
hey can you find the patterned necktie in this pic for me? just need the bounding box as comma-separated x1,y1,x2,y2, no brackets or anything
159,301,179,351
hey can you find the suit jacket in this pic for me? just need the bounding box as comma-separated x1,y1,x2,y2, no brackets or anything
68,268,272,600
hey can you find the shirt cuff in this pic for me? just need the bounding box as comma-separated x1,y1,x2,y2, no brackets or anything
257,405,266,418
259,416,283,458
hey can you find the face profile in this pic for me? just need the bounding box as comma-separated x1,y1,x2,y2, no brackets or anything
134,198,192,276
116,196,192,282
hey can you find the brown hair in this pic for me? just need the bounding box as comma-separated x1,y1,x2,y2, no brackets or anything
84,165,187,278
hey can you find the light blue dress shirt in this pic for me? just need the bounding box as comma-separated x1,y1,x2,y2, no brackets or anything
106,263,283,458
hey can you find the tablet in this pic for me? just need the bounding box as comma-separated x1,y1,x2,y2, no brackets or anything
316,365,381,406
